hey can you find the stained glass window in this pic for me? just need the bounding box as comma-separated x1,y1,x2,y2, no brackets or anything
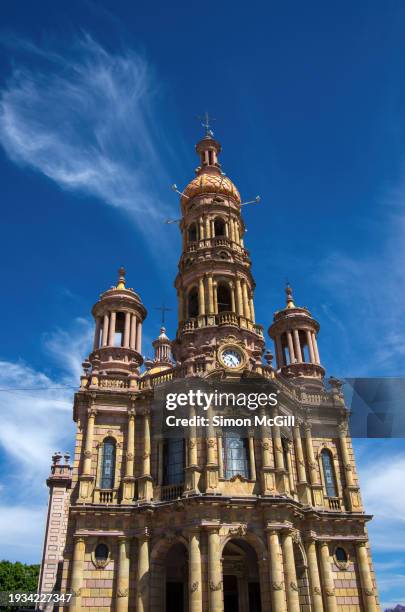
321,449,337,497
100,438,116,490
164,438,184,485
223,431,249,479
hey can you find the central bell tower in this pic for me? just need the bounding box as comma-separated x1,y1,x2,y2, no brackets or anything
172,130,265,373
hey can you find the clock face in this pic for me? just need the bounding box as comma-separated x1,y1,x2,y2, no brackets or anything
221,348,243,369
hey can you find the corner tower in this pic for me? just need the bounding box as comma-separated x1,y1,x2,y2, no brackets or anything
269,284,324,385
172,130,265,373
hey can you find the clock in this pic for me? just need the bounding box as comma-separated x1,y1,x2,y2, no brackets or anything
219,346,245,370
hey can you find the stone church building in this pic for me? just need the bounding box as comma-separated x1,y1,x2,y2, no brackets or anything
38,128,380,612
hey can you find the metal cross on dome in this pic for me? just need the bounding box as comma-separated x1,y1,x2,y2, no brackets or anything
198,111,216,137
154,304,172,326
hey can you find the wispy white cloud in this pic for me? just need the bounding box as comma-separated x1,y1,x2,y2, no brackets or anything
0,34,176,234
313,181,405,376
0,317,92,562
0,505,46,563
0,318,91,484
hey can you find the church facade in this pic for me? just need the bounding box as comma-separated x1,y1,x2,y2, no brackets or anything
38,130,380,612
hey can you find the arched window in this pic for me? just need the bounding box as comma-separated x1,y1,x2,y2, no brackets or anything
163,438,184,485
335,547,348,562
217,283,232,313
321,449,337,497
188,223,198,242
223,430,249,479
100,438,116,489
188,288,199,318
214,217,226,237
95,543,109,561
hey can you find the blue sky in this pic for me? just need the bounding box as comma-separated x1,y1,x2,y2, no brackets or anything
0,1,404,608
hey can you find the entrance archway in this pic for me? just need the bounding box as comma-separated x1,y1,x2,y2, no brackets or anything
222,539,262,612
165,542,188,612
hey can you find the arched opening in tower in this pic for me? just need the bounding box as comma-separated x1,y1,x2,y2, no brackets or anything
217,283,232,313
164,542,188,612
188,223,198,243
187,288,199,318
115,311,125,346
214,217,226,237
222,539,262,612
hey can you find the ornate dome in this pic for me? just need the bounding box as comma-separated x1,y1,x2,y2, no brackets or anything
182,173,241,205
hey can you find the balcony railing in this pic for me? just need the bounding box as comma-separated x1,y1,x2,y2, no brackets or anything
180,313,264,337
94,488,118,504
161,484,184,501
327,497,342,511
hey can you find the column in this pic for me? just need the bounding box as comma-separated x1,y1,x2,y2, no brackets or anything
293,424,307,483
319,541,337,612
260,412,275,494
137,533,149,612
306,330,315,363
205,217,211,239
338,425,354,487
236,278,244,316
199,220,204,241
198,277,206,315
273,423,284,471
108,311,116,346
293,329,302,363
229,218,235,242
123,312,131,348
158,439,164,485
125,411,135,477
208,528,223,612
312,332,320,364
234,221,240,244
267,530,286,612
83,407,97,475
116,537,130,611
356,542,378,612
69,536,85,611
217,434,224,478
248,433,256,481
189,529,203,612
282,531,300,612
242,281,250,319
285,440,295,494
130,315,136,350
275,336,284,368
306,540,324,612
249,296,255,322
136,320,142,353
93,317,102,350
211,218,215,238
287,331,295,364
102,313,109,347
213,281,218,314
207,275,214,314
230,283,236,313
143,414,151,476
305,423,320,485
123,409,135,500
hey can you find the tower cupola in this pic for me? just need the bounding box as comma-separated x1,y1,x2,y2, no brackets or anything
152,326,172,366
89,267,146,375
268,285,324,383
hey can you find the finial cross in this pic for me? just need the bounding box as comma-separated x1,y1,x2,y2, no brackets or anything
198,111,216,137
154,303,172,326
